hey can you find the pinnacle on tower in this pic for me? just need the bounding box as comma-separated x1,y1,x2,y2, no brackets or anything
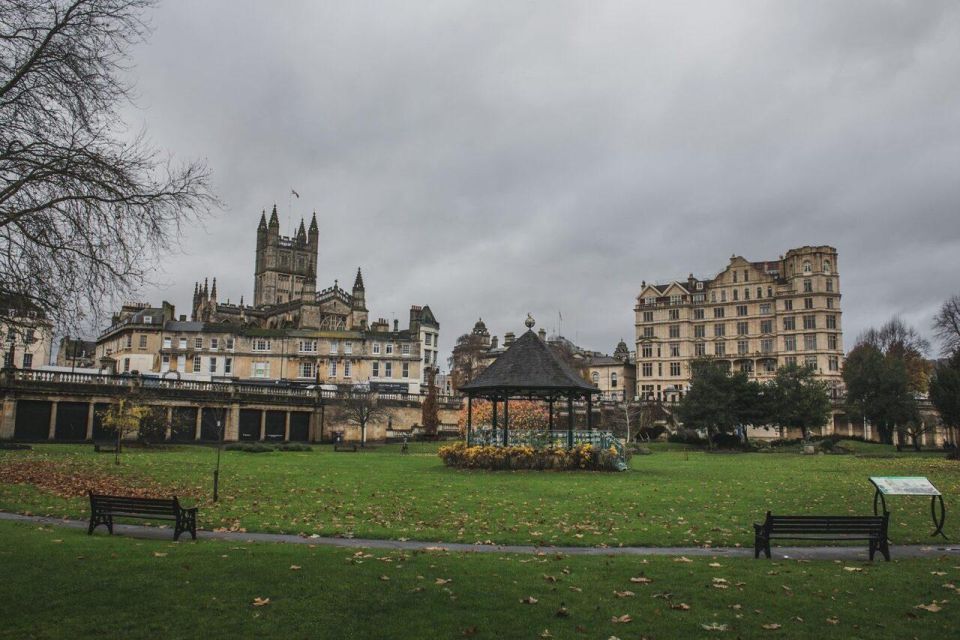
297,218,307,242
203,277,209,299
258,210,267,231
268,204,279,227
210,278,217,301
309,211,318,233
353,267,365,291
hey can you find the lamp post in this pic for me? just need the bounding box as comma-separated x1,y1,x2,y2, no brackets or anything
213,414,224,501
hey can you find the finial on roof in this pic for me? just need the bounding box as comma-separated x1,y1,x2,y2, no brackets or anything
525,313,535,329
353,267,364,290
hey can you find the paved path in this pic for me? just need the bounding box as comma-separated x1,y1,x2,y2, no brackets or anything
3,511,958,561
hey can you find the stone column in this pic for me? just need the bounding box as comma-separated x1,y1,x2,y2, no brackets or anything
284,411,291,442
259,410,266,441
48,400,58,440
0,396,16,440
194,407,202,441
225,403,240,442
85,403,95,440
165,407,173,441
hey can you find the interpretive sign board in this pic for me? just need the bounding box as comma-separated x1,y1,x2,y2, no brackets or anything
870,476,941,496
869,476,946,539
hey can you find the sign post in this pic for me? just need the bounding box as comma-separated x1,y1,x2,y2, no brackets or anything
869,476,946,539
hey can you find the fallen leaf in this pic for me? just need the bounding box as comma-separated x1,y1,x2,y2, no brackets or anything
671,602,691,611
614,590,635,598
289,565,301,571
543,574,558,583
435,578,452,585
762,623,782,630
842,567,863,572
153,552,167,558
520,596,539,604
825,617,839,624
252,597,271,607
709,562,722,568
379,575,390,581
700,622,728,631
630,576,652,584
915,603,942,613
674,556,693,563
611,614,632,623
555,605,569,617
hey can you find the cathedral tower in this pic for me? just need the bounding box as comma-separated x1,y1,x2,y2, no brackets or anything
253,204,319,307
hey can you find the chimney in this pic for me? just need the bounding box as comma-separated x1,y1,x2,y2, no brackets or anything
393,319,399,332
538,328,546,340
504,332,515,347
491,335,498,349
179,314,186,321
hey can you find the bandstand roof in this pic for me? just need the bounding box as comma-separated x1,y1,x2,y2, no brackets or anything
459,329,600,398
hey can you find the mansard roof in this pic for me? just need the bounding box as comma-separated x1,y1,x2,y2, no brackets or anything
460,329,599,397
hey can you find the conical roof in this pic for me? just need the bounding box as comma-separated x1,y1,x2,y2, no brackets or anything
460,329,599,396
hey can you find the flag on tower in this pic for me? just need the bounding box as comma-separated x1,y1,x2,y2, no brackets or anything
291,188,300,198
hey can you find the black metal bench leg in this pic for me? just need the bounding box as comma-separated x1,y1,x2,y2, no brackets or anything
880,538,890,561
868,539,876,561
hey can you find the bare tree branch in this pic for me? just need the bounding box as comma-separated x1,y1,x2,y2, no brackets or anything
0,0,220,337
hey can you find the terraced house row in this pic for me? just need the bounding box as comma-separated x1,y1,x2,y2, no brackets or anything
95,205,440,394
634,246,843,402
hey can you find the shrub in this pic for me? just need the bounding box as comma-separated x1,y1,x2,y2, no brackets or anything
711,432,743,449
0,443,31,450
638,425,667,441
438,442,624,472
275,443,312,452
225,443,274,453
667,429,707,446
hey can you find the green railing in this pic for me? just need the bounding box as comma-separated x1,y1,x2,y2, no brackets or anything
468,429,628,471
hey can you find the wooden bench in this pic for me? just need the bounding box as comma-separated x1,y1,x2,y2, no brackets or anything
754,511,890,561
88,491,198,541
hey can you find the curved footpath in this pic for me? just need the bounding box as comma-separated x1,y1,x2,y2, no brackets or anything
2,511,958,561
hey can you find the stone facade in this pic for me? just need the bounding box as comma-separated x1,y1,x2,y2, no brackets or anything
95,204,439,393
634,246,843,402
1,297,53,371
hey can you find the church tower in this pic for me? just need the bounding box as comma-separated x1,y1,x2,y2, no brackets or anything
253,204,319,307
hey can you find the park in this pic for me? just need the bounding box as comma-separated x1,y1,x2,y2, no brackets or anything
1,439,959,638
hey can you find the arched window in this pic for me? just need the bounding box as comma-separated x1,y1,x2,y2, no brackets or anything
592,371,599,384
611,373,618,388
802,261,812,274
823,259,832,274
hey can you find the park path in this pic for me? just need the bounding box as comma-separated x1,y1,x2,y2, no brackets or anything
3,511,959,561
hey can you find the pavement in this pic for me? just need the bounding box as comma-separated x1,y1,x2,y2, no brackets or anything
3,511,958,561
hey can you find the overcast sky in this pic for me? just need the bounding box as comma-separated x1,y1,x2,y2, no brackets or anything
122,0,960,365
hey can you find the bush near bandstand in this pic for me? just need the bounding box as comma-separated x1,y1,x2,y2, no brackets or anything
438,441,624,471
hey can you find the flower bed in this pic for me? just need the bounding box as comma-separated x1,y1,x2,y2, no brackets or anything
438,441,626,471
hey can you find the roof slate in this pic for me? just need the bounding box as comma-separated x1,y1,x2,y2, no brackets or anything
460,329,599,395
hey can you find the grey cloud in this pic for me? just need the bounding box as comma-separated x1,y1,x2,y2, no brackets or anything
119,0,960,362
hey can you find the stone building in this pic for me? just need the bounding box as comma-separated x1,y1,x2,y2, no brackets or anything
0,296,53,370
55,338,97,369
634,246,843,402
96,205,439,392
583,340,636,402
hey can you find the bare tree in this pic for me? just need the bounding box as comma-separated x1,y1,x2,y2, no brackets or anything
0,0,218,336
933,294,960,357
335,390,392,447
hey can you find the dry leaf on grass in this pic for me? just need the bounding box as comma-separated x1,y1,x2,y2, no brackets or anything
289,565,301,571
671,602,691,611
630,576,652,584
614,590,635,598
915,602,943,613
762,623,782,630
252,597,271,607
611,614,632,623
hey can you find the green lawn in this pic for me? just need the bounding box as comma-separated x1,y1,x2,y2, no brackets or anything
1,442,958,547
0,519,957,639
